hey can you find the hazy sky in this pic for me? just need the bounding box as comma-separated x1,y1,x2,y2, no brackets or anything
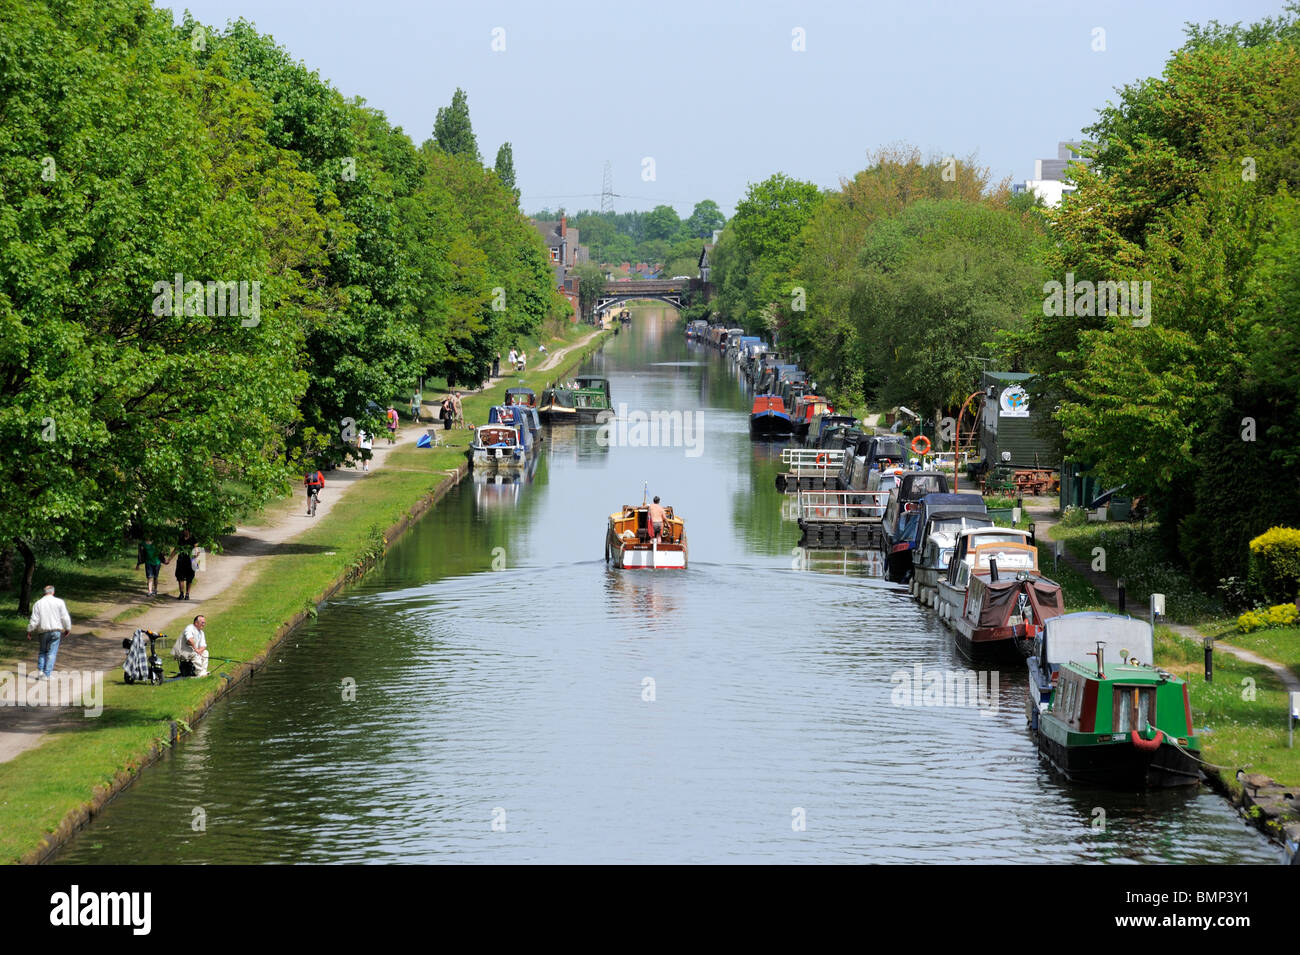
166,0,1289,217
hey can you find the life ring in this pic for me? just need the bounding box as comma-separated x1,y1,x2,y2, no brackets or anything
911,434,931,455
1130,728,1165,751
815,452,827,466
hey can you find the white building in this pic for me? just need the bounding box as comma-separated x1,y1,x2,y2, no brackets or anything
1012,142,1090,207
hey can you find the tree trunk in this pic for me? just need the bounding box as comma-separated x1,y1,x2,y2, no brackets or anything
16,538,35,617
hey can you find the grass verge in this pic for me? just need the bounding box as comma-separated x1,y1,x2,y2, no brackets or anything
0,325,610,864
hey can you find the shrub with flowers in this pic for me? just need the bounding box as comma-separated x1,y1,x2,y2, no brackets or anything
1237,602,1299,633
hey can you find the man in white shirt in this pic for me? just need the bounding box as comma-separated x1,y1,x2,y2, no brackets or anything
27,585,72,679
179,615,209,677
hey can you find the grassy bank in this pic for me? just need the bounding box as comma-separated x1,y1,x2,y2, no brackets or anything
1037,536,1299,790
0,323,610,864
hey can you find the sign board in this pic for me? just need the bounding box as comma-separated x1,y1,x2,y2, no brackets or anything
999,385,1030,418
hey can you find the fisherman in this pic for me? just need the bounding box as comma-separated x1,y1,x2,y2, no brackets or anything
647,495,667,542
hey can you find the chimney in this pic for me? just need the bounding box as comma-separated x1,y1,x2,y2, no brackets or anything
560,215,567,239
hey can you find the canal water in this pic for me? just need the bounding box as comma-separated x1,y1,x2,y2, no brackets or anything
55,309,1281,863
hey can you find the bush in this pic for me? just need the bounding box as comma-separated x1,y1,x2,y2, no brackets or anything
1237,602,1299,633
1058,506,1089,528
1248,527,1300,604
1216,575,1257,613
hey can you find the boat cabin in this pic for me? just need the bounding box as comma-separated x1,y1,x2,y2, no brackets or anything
609,503,685,544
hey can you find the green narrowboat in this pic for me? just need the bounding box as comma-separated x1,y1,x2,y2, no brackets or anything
1033,620,1202,789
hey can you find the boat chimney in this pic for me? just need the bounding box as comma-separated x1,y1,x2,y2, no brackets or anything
988,558,999,582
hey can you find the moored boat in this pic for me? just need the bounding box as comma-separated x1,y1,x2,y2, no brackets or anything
1029,613,1203,788
469,423,527,472
539,385,577,424
606,499,688,569
749,395,793,439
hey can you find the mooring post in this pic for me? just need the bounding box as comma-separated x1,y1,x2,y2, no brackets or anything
1117,578,1126,614
1204,636,1214,683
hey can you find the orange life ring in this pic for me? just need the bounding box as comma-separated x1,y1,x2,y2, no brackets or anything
1130,728,1165,751
815,452,827,466
911,434,931,455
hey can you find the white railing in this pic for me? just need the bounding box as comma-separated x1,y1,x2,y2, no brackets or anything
780,448,845,468
795,489,890,522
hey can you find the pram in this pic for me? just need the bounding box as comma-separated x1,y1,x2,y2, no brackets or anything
122,628,167,685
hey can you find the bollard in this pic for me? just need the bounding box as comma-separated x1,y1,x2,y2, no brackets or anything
1117,580,1126,614
1204,636,1214,683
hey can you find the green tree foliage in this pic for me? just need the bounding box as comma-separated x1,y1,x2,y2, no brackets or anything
433,87,480,161
494,142,518,201
0,0,558,605
1018,8,1300,582
685,200,726,238
643,204,682,241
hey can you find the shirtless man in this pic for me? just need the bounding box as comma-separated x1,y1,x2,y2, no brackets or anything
647,496,667,542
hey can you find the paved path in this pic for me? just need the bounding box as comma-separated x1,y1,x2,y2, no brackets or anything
1029,507,1300,694
0,327,607,763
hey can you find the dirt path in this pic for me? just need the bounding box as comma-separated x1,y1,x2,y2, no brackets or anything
1029,507,1300,694
0,416,441,763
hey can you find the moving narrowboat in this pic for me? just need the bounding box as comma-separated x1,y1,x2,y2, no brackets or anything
750,395,793,439
1028,613,1203,788
606,500,688,569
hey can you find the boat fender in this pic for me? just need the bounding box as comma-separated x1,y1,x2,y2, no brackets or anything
1130,728,1165,751
911,435,931,455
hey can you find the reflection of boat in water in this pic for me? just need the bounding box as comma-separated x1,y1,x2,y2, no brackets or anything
792,548,885,577
606,498,687,569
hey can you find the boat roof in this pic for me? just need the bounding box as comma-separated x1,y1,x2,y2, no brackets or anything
957,526,1031,541
919,492,986,510
1044,613,1153,667
506,387,536,395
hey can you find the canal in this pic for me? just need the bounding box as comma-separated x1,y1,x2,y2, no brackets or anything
55,308,1281,863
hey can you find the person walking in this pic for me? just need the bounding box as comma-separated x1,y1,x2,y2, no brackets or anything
507,347,518,369
135,536,168,596
26,584,71,680
357,428,373,471
171,529,198,600
440,395,453,431
410,388,422,422
452,391,465,429
386,406,399,444
492,353,501,378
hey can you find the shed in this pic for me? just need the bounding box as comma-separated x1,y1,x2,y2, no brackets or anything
978,372,1059,470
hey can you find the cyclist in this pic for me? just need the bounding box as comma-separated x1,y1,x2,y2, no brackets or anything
304,467,325,515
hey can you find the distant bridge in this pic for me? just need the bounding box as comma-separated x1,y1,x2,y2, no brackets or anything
596,278,691,315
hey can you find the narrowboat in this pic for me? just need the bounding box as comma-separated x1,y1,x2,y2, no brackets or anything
1029,613,1203,788
951,563,1065,659
469,424,527,472
884,489,982,583
487,404,538,454
791,395,833,440
606,500,688,569
539,385,577,424
749,395,793,439
935,527,1040,623
912,513,994,607
573,376,613,422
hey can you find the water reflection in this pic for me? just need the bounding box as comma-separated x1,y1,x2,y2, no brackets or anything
52,306,1283,865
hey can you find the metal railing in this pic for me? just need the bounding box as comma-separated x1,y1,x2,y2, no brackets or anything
795,489,890,522
780,448,845,468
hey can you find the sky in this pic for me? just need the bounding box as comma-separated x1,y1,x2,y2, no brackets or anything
165,0,1291,217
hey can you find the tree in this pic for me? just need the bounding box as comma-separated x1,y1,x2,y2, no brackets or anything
494,142,518,202
433,87,479,161
643,204,681,241
685,199,725,238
